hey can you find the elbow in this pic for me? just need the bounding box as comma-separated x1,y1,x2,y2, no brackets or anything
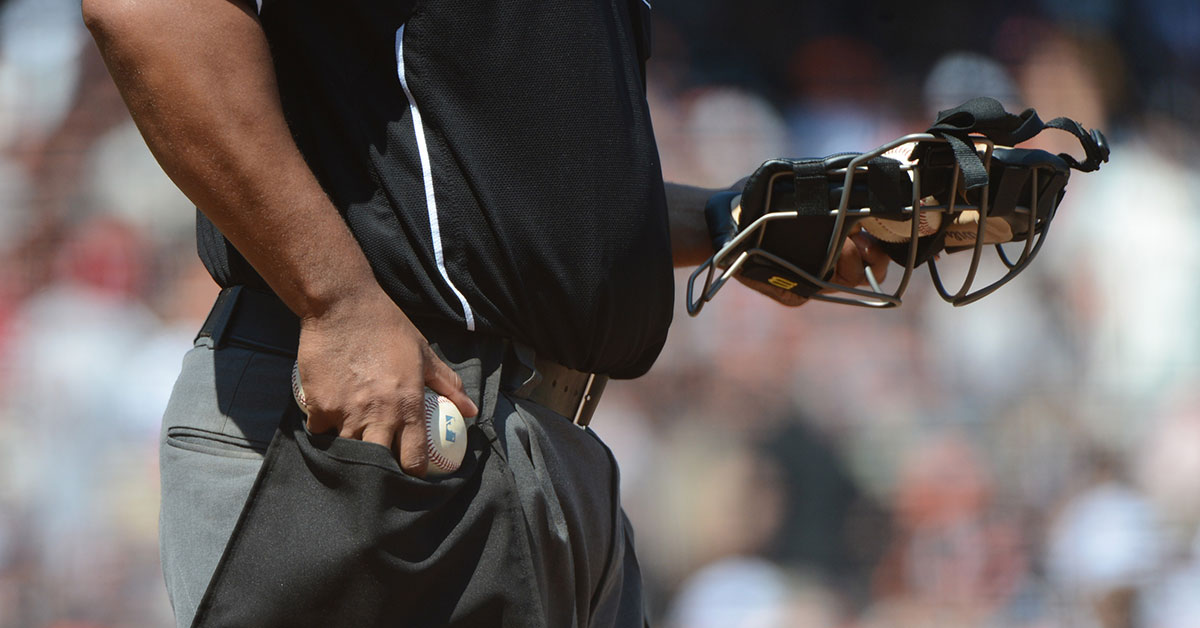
81,0,132,41
84,0,259,48
81,0,116,34
82,0,168,45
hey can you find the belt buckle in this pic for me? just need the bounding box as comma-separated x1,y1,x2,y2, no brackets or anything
571,373,608,428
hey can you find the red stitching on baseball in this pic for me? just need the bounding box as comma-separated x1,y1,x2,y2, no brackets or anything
425,394,459,474
291,361,308,409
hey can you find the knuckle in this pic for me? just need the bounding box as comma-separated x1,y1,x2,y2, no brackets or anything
358,396,389,420
394,390,427,421
401,453,429,476
399,437,430,475
305,415,333,435
422,343,441,374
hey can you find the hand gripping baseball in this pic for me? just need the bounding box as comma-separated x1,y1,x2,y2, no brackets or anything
292,290,477,478
293,362,469,477
688,97,1109,312
701,186,890,308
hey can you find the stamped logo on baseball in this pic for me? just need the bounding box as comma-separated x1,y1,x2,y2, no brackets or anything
424,391,467,477
292,362,467,478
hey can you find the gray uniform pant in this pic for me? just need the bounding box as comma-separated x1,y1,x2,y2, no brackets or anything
159,323,645,627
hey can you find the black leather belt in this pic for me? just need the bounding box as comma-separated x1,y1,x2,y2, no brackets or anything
197,286,607,427
517,354,608,427
196,286,300,356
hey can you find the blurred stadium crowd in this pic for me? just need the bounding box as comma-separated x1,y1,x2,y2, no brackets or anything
1,0,1199,626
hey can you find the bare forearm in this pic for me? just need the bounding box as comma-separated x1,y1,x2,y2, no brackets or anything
84,0,380,319
666,182,724,268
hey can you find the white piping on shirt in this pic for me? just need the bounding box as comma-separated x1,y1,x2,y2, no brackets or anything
395,25,476,331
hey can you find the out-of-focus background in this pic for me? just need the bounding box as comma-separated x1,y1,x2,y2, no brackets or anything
0,0,1198,626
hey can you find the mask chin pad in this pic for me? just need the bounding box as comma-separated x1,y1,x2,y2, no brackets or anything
733,159,854,298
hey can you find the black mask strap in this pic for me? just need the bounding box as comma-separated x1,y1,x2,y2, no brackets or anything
919,96,1110,190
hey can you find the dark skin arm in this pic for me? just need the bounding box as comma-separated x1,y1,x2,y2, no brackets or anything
665,182,891,305
83,0,880,464
83,0,476,476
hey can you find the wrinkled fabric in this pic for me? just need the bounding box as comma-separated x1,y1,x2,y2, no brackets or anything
161,329,645,628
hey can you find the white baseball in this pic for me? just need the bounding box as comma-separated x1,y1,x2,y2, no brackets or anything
859,144,942,243
423,391,467,477
291,360,309,415
860,208,942,243
291,362,467,477
943,210,1015,246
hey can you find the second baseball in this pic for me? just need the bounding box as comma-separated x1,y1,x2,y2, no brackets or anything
860,208,942,243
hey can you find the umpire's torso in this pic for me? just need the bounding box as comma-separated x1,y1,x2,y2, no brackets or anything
198,0,672,378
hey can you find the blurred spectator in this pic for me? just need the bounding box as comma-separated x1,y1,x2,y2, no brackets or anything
868,432,1035,626
665,558,842,628
1045,455,1163,628
1141,0,1200,67
0,0,86,147
757,418,889,608
1142,528,1200,628
1138,390,1200,534
684,86,788,185
785,36,905,156
5,1,1200,626
923,51,1021,116
80,120,195,241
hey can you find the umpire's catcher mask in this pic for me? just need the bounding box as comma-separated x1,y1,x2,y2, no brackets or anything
686,97,1109,315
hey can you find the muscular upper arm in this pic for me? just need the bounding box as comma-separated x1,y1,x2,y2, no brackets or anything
83,0,261,60
82,0,381,318
82,0,279,195
83,0,259,32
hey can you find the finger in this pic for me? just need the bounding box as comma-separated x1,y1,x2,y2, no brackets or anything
294,361,338,435
397,411,430,477
423,352,478,418
292,360,318,424
338,418,363,440
307,412,336,436
835,236,866,286
301,397,340,437
361,422,395,449
852,232,890,283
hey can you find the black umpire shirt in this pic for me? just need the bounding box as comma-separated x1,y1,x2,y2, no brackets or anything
197,0,673,379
